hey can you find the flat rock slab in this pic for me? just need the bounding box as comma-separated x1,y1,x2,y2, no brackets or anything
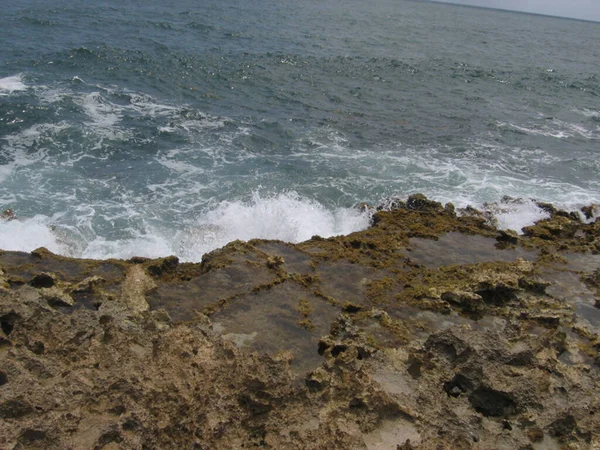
314,260,385,306
212,282,339,377
563,252,600,272
408,232,538,267
540,266,599,331
147,261,277,321
253,241,315,275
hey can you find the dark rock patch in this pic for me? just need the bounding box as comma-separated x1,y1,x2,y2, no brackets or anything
468,387,517,417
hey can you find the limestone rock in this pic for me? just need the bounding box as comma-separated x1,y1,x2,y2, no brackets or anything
40,286,74,307
119,265,156,314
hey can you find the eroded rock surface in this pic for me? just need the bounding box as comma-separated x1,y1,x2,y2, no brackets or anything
0,195,599,449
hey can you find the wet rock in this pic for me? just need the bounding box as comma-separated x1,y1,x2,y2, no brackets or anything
523,215,580,240
496,229,519,245
409,232,537,267
1,209,16,221
146,255,179,277
30,247,53,259
475,283,518,305
581,204,600,221
406,193,443,212
376,196,406,211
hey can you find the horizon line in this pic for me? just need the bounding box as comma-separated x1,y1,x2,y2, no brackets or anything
416,0,600,25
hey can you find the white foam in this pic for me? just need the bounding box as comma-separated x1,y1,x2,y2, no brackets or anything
0,74,27,94
0,123,69,183
76,92,121,128
0,193,370,262
574,108,600,118
506,123,571,139
79,235,173,261
500,121,597,140
173,192,371,261
483,199,550,233
0,215,63,253
48,85,227,141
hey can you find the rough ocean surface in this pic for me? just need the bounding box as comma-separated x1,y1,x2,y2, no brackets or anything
1,0,599,261
1,197,599,449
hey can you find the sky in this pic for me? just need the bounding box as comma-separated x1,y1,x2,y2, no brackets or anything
435,0,600,22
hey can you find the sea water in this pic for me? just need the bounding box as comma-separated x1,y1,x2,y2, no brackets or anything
1,0,598,261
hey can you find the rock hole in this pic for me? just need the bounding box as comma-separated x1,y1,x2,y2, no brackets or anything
109,405,126,416
443,374,473,398
331,344,348,357
406,357,422,379
99,315,113,325
356,345,373,360
0,312,18,336
305,378,323,392
29,341,45,355
476,286,516,305
0,371,8,386
30,273,55,288
18,428,46,444
342,303,362,313
548,414,577,438
96,426,123,447
468,386,517,417
122,418,140,431
349,398,366,409
317,340,329,355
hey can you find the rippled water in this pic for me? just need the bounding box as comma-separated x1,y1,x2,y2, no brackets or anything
1,0,598,260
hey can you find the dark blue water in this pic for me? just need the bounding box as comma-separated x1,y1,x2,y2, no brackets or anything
1,0,599,260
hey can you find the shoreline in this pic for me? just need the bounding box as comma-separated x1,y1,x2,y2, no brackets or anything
0,194,599,448
1,193,598,264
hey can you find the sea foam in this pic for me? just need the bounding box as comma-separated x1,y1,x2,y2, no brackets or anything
0,74,27,94
0,192,372,262
0,215,63,253
174,192,371,261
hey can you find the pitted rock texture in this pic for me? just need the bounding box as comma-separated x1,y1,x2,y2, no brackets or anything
0,196,599,449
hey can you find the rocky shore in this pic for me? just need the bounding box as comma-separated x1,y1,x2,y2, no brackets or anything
1,195,599,449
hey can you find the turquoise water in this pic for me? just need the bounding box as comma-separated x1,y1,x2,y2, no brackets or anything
1,0,599,260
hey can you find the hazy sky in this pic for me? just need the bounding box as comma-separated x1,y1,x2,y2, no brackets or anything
436,0,600,22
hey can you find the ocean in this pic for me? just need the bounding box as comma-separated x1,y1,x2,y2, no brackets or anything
1,0,599,261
